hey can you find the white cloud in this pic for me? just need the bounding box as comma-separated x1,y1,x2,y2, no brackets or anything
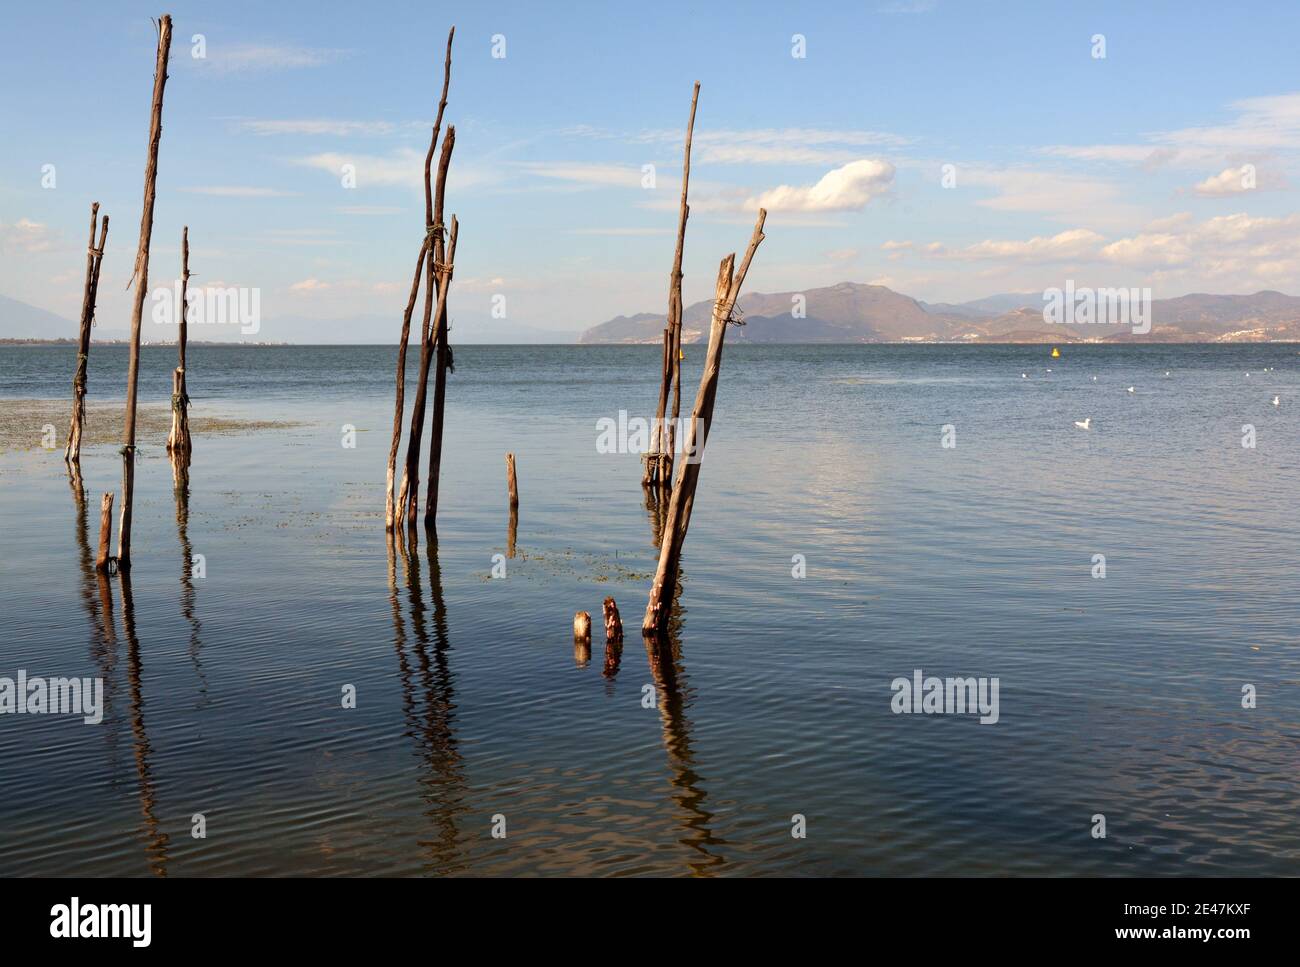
515,162,646,189
196,44,346,75
296,148,424,188
926,228,1105,262
633,127,910,166
237,119,400,136
1193,166,1256,196
290,278,330,291
179,186,296,197
0,218,55,254
1043,91,1300,169
746,159,895,213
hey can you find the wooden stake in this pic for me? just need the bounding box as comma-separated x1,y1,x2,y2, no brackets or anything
65,203,109,465
505,452,519,509
504,450,519,557
96,492,115,572
385,237,431,531
166,226,192,457
603,596,623,643
118,14,173,569
400,130,457,529
388,27,453,532
646,83,699,490
574,610,592,640
423,212,460,526
642,209,766,636
663,82,699,490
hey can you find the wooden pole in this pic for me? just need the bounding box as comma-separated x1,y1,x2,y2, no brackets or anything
166,226,191,457
662,82,699,490
385,237,431,531
96,492,115,572
574,610,592,640
65,203,109,465
388,26,453,532
423,211,460,526
642,209,766,636
505,448,519,556
118,14,173,569
505,452,519,510
400,128,457,529
603,596,623,643
645,83,699,490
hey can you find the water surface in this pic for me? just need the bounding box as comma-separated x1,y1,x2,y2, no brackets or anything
1,343,1296,876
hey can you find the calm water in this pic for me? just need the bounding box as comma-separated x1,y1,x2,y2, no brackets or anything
1,343,1296,876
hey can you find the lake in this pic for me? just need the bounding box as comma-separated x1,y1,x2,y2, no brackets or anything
0,342,1296,876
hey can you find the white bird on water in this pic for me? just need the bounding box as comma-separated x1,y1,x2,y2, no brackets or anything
1127,386,1135,393
1092,376,1098,382
1273,396,1281,406
1022,372,1028,378
1074,418,1091,430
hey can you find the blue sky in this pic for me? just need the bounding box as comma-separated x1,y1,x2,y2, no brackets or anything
3,0,1300,339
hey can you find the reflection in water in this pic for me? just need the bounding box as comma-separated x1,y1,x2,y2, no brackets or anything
171,453,206,701
506,504,518,559
115,570,171,876
389,528,467,874
67,469,118,697
642,484,664,547
643,631,726,875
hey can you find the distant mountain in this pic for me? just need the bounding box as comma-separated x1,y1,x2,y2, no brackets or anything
0,295,77,340
0,296,578,345
580,283,1300,344
580,282,966,344
919,293,1038,319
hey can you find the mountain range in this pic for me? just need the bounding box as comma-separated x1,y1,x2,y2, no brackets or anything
0,294,578,344
578,283,1300,344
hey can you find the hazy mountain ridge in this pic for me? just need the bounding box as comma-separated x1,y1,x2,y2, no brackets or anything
580,283,1300,344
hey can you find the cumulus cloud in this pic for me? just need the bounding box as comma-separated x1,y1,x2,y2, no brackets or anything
745,159,894,213
1193,166,1256,196
923,229,1105,262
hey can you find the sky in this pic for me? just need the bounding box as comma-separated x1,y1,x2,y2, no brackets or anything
3,0,1300,340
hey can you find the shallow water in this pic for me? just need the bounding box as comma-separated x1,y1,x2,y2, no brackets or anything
1,342,1296,876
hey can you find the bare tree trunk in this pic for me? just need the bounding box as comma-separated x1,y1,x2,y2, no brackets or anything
388,27,453,531
166,226,192,458
118,14,173,569
402,130,456,529
385,238,431,530
642,209,766,636
423,213,460,526
66,203,109,465
662,82,700,490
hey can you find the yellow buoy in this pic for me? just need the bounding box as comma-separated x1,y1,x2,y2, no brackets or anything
1051,346,1060,358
